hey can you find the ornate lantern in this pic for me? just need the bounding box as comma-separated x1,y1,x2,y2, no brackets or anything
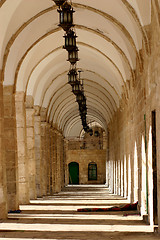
79,96,86,109
58,2,75,32
76,92,84,104
67,47,79,65
53,0,66,7
72,80,82,95
68,69,78,86
63,30,77,51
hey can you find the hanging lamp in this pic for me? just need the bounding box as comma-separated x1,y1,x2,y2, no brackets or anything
68,68,78,86
58,2,74,32
67,47,79,65
63,30,77,51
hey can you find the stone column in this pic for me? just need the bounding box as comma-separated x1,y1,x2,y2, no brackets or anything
64,139,68,187
41,122,47,196
118,160,121,195
60,133,65,190
15,92,29,204
109,160,114,193
121,159,124,196
34,107,42,198
55,131,62,193
128,154,132,203
113,161,116,194
141,134,147,216
3,86,19,211
124,155,127,198
52,130,57,192
49,129,53,195
25,97,36,200
134,142,138,202
0,80,7,218
116,161,118,195
46,124,51,195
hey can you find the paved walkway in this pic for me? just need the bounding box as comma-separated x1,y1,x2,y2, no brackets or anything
0,185,159,240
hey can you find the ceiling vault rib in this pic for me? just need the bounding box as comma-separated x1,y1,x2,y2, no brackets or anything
2,6,56,84
3,2,143,87
121,0,150,55
73,2,143,67
76,24,135,82
51,92,112,125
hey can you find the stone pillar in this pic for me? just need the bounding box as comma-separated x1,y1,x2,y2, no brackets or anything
15,92,29,204
46,124,51,195
109,160,114,193
124,155,127,198
116,161,118,195
34,108,42,198
141,134,147,216
134,142,138,202
128,154,132,203
52,130,57,192
25,98,36,200
61,135,65,190
113,161,116,194
55,131,62,193
121,159,124,196
0,80,7,218
49,128,54,195
3,86,19,211
147,114,154,226
41,122,47,196
63,139,68,187
118,160,121,195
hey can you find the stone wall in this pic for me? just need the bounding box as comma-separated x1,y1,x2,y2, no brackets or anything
66,149,106,184
107,2,160,230
3,86,19,211
0,79,7,218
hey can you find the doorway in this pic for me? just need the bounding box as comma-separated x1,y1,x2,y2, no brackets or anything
69,162,79,184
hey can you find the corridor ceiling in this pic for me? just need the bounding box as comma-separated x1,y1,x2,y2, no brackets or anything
0,0,151,137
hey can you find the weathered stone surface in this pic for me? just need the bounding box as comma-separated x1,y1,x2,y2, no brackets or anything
15,92,29,205
3,86,19,211
26,108,36,200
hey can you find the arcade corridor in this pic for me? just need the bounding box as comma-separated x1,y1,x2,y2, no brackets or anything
0,0,160,238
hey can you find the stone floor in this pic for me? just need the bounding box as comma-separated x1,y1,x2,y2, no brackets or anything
0,185,159,240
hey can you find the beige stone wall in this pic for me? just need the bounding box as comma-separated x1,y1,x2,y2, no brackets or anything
26,108,36,200
40,122,48,196
66,149,106,184
15,92,29,205
107,2,160,230
0,80,7,218
3,86,19,211
34,114,42,197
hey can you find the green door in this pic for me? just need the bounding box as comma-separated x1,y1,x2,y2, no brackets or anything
69,162,79,184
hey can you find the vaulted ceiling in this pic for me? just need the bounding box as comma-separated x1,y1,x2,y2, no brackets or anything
0,0,151,137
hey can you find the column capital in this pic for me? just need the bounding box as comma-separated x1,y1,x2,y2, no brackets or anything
34,105,40,116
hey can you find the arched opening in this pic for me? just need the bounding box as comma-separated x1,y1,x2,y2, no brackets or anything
68,162,79,185
88,162,97,181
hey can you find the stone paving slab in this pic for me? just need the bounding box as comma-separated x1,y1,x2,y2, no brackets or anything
0,185,159,240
